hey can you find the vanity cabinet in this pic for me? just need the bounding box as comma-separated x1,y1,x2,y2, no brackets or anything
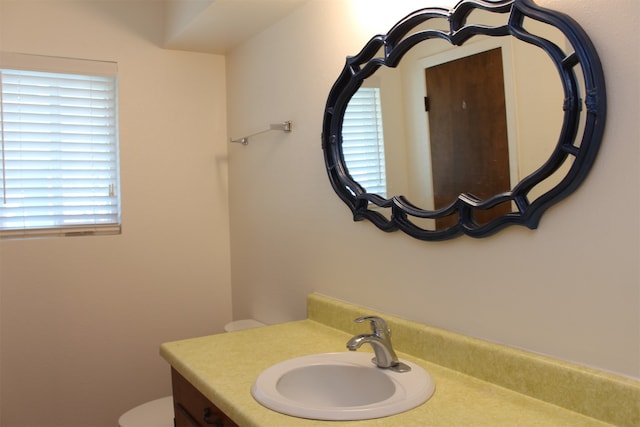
171,368,238,427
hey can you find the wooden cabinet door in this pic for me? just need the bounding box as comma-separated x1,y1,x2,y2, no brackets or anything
171,368,238,427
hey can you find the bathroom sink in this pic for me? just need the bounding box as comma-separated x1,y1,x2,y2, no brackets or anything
251,352,435,420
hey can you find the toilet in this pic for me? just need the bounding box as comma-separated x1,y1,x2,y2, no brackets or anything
118,319,266,427
222,319,266,332
118,396,174,427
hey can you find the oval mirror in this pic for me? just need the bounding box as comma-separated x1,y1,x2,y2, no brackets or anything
322,0,606,240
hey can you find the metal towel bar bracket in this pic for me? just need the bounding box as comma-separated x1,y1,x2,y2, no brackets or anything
230,121,292,145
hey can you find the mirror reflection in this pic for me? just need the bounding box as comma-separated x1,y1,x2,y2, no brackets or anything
342,17,567,230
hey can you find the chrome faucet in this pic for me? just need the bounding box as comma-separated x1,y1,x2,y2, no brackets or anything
346,315,410,372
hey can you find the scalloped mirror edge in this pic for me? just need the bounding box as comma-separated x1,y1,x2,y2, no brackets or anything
321,0,606,241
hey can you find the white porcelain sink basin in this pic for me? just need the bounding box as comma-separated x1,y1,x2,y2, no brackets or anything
251,352,435,420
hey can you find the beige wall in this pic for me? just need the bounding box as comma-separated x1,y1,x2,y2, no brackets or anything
0,1,232,426
227,0,640,380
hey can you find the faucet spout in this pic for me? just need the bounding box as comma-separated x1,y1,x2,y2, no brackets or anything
346,316,410,372
347,334,398,368
345,334,369,351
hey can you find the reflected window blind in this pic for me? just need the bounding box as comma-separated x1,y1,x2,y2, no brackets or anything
342,87,387,197
0,53,120,238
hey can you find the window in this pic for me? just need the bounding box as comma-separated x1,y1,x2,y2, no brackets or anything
342,86,387,198
0,53,120,238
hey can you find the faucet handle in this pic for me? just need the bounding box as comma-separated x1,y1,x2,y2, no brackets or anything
354,316,391,337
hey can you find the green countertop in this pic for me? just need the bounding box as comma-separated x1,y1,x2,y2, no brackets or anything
160,294,639,427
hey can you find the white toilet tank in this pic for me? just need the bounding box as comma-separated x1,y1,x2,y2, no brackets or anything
224,319,265,332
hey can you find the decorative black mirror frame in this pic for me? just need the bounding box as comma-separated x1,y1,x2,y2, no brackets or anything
321,0,606,241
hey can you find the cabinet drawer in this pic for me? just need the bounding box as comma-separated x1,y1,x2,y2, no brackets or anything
171,368,238,427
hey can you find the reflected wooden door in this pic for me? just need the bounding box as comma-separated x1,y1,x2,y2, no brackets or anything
425,48,511,229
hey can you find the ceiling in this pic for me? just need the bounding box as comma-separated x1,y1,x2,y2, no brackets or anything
163,0,309,54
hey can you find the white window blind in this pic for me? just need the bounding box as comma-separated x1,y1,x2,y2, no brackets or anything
0,53,120,238
342,87,387,197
